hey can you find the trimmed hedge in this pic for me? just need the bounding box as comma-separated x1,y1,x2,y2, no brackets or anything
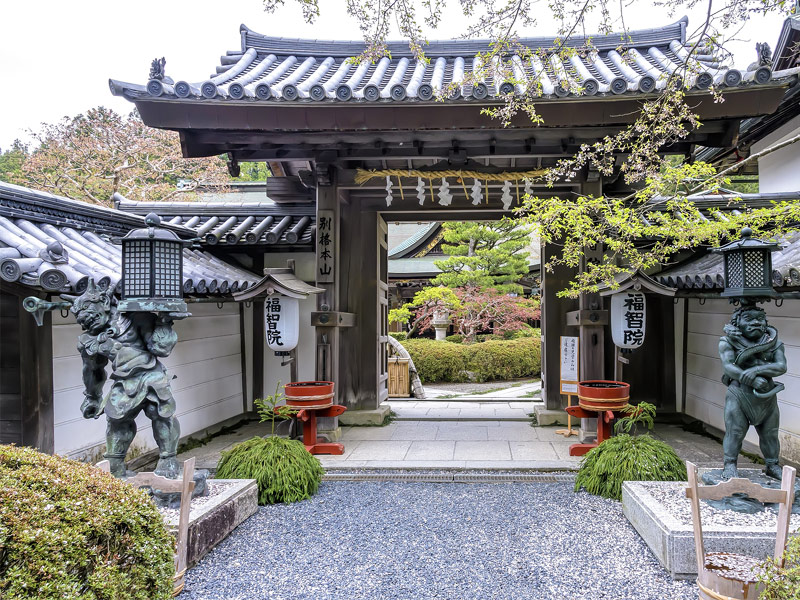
389,332,407,341
401,337,541,383
0,444,175,599
444,334,464,344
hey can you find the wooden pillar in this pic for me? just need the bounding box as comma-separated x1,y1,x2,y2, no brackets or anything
314,169,340,390
336,199,382,410
578,180,606,382
540,242,578,410
2,283,54,453
252,254,265,402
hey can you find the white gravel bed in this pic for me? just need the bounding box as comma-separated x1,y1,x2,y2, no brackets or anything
157,481,235,523
638,481,800,530
181,481,696,600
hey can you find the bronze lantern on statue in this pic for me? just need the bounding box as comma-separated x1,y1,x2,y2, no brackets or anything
712,227,782,300
119,213,188,313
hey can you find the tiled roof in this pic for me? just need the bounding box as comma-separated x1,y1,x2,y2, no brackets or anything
116,197,315,246
109,17,799,105
657,233,800,291
0,182,258,295
388,223,440,258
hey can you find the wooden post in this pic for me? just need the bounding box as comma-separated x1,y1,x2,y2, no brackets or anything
252,253,265,403
336,200,382,410
314,168,340,393
578,181,605,383
541,242,578,410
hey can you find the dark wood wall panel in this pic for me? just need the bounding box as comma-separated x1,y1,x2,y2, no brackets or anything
0,290,22,444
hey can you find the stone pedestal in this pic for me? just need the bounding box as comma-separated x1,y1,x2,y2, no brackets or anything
339,403,392,426
622,477,790,579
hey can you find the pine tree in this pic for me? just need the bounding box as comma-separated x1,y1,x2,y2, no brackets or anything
432,217,533,294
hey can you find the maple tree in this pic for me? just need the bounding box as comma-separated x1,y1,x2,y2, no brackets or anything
390,285,540,341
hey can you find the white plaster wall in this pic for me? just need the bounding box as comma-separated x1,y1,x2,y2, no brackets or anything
684,298,800,464
751,115,800,193
260,252,317,401
52,302,245,460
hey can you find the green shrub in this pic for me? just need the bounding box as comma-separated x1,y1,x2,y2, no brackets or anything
503,325,541,340
574,403,686,500
400,337,541,383
758,533,800,599
0,444,175,599
400,338,470,382
216,436,324,505
389,332,407,341
467,338,541,382
444,334,464,344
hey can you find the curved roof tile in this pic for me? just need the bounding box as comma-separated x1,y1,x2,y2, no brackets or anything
111,17,799,106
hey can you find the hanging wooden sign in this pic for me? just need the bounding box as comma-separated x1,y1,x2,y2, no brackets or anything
316,209,334,283
611,291,646,348
560,336,579,394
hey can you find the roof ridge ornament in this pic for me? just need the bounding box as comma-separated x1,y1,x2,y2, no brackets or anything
149,57,167,81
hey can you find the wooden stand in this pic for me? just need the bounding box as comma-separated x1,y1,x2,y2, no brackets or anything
556,394,578,437
564,405,626,456
297,404,347,455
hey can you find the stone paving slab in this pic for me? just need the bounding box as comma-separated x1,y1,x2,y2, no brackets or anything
175,404,761,474
454,440,513,460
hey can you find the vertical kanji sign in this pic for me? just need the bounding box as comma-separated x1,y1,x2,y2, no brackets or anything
611,291,646,348
317,209,335,284
560,336,579,394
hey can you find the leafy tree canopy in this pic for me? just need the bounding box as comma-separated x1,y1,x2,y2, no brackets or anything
432,218,533,294
0,140,28,184
13,107,230,206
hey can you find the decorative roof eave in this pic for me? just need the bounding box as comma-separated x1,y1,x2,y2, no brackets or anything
774,15,800,71
110,17,797,111
0,183,260,296
388,222,440,258
233,267,323,301
117,198,315,246
598,269,677,297
237,18,687,58
0,182,195,239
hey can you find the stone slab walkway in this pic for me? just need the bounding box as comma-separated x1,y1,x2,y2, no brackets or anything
319,419,576,470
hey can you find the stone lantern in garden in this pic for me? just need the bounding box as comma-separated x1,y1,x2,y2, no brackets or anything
432,308,451,341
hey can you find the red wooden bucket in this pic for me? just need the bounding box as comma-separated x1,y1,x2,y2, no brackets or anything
284,381,335,410
577,380,630,412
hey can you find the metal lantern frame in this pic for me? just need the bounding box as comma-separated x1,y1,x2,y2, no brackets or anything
712,227,782,300
119,213,189,313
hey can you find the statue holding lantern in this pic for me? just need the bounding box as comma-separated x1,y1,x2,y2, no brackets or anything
719,303,786,480
713,228,787,480
25,213,190,478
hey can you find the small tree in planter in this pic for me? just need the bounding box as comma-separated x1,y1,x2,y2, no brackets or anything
216,384,324,505
574,403,686,500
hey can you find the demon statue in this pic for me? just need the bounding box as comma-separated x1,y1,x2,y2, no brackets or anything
66,279,181,478
719,303,787,480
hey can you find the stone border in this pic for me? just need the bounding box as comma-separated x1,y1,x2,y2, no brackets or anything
622,480,783,579
163,479,258,567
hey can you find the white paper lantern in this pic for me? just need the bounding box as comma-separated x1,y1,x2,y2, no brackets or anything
265,293,300,351
611,291,646,348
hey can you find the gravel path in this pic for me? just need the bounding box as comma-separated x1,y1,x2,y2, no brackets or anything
183,481,696,600
424,378,539,395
